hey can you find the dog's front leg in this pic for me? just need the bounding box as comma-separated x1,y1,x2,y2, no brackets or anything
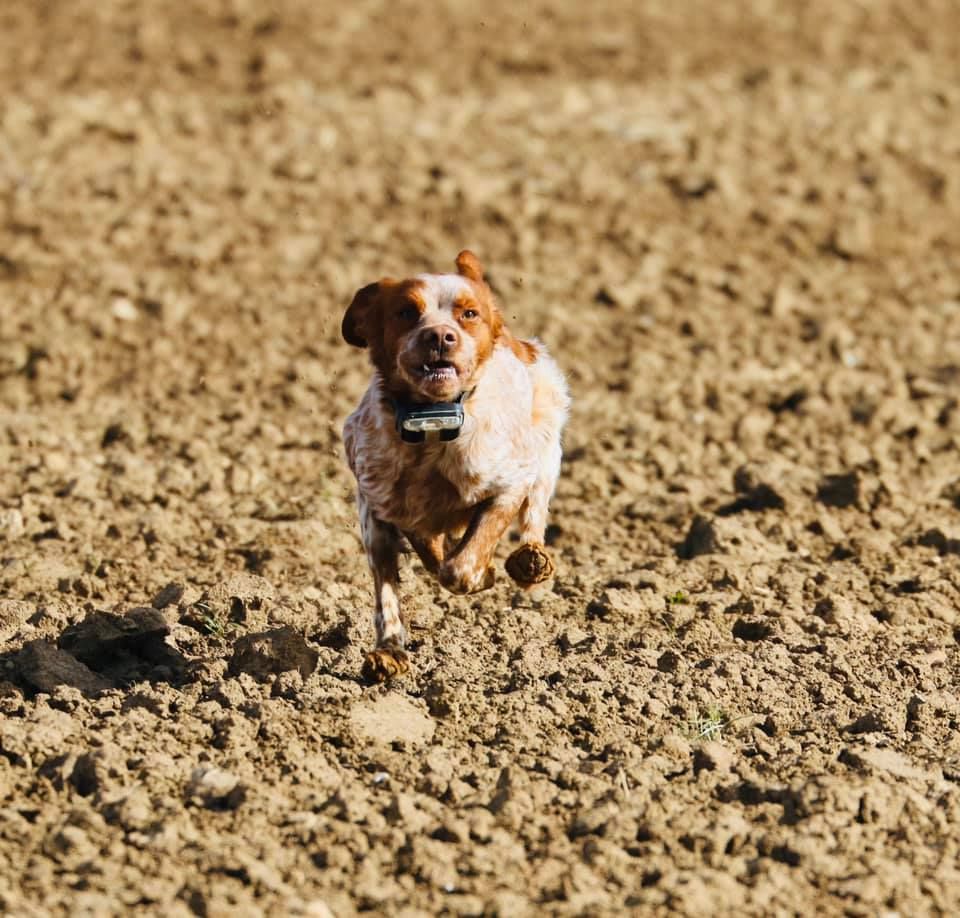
505,439,561,588
357,495,409,682
437,496,522,594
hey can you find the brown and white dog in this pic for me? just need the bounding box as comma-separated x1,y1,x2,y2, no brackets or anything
342,251,569,682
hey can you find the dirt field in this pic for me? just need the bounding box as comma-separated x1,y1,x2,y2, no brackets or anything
2,1,960,914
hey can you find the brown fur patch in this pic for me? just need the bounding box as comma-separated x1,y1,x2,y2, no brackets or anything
504,332,539,365
359,279,428,395
453,290,498,366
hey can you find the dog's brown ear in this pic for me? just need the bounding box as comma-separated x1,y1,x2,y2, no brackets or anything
455,250,484,283
342,282,380,348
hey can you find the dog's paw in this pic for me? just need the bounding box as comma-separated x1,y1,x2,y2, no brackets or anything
362,645,410,683
438,561,496,595
505,542,555,588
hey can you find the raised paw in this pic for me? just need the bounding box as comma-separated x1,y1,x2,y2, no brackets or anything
362,645,410,683
438,561,496,595
505,542,555,588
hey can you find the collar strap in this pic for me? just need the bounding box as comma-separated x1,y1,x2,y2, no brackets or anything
390,390,472,444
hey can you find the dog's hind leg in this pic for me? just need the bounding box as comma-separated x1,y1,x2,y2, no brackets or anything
357,494,409,682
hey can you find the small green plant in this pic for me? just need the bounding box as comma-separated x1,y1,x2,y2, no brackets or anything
666,590,689,606
195,600,233,639
687,705,727,742
201,613,227,638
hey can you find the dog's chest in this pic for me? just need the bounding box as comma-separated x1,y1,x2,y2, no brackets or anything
366,447,487,534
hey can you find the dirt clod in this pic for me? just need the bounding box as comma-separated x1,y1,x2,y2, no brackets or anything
14,641,112,695
187,766,246,810
228,627,318,680
693,741,735,775
678,515,722,559
816,472,860,509
59,608,169,667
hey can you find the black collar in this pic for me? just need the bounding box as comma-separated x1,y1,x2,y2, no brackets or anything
388,390,473,444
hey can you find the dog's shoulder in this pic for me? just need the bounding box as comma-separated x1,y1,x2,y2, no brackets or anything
342,376,392,473
469,339,569,427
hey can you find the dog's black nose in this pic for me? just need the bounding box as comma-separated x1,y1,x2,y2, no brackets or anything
420,326,459,352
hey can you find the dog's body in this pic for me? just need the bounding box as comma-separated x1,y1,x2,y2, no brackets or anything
342,252,569,681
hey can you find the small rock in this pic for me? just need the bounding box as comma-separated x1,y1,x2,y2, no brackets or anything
205,679,249,709
594,286,617,307
48,684,87,713
813,596,853,625
559,626,591,651
732,619,773,642
719,465,786,515
839,745,930,781
44,823,98,868
0,680,24,716
100,422,129,448
386,793,431,833
660,734,692,760
433,816,469,844
111,296,138,321
206,573,276,608
487,767,534,828
187,766,245,809
693,741,735,774
15,641,112,695
844,710,886,735
0,508,25,538
103,788,153,831
678,515,722,559
151,582,186,609
268,669,303,701
643,698,668,718
829,213,873,259
0,598,34,643
918,528,960,556
657,650,681,673
735,413,773,453
568,801,617,839
586,587,658,621
817,472,860,509
77,742,128,795
350,694,436,746
295,903,336,918
423,749,454,784
228,626,318,680
813,510,846,543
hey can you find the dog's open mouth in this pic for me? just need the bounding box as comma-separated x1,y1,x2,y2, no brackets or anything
420,360,459,383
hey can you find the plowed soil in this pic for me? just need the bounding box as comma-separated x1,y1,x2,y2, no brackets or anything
3,2,960,915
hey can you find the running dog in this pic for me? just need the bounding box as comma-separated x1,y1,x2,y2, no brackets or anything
342,251,569,681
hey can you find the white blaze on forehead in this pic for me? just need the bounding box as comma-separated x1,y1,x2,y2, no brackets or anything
415,273,472,321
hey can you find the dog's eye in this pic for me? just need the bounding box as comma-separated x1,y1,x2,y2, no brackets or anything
461,309,478,320
396,306,419,322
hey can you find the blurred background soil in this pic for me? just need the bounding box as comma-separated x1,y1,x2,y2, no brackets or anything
2,1,960,914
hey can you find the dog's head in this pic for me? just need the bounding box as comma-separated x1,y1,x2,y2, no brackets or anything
342,251,518,402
